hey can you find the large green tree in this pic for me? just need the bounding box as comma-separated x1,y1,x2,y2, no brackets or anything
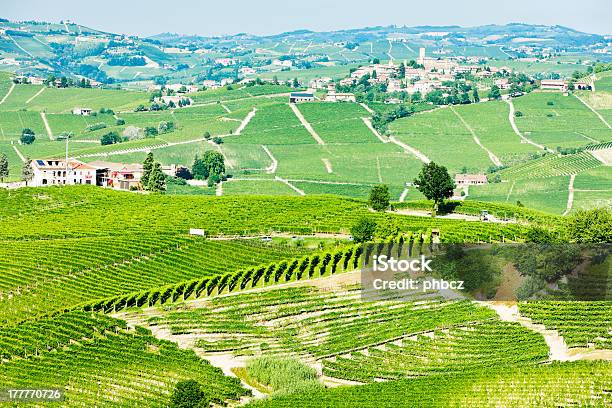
192,155,208,180
20,128,36,145
350,217,377,243
141,152,155,187
369,184,390,212
169,379,210,408
0,153,8,182
413,162,455,215
147,162,167,193
488,85,501,100
202,151,225,181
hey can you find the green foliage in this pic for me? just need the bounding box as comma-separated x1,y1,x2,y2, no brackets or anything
413,162,455,212
0,153,8,182
368,184,390,211
87,122,107,132
246,356,321,396
567,208,611,243
147,162,167,193
193,151,225,184
100,131,121,146
170,380,210,408
350,217,377,243
488,85,501,100
20,128,36,145
145,126,159,137
140,152,155,189
21,158,33,185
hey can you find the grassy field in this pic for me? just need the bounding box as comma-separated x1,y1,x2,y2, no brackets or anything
228,103,315,145
0,84,149,113
0,78,608,208
389,107,493,173
594,70,612,92
223,179,300,195
468,176,570,214
297,103,379,144
513,92,611,148
451,101,538,165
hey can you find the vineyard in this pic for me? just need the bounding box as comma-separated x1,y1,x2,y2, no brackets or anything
119,287,497,358
0,312,247,407
498,151,603,179
0,70,610,408
248,361,612,407
321,320,548,383
0,186,530,241
519,301,612,349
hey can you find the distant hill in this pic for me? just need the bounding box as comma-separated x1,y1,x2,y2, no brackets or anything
0,18,609,85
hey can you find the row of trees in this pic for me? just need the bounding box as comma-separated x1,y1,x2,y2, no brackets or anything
368,162,455,215
0,153,34,184
192,151,225,187
85,244,366,314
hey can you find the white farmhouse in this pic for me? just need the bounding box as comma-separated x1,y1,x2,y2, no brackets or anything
72,107,93,116
31,159,97,187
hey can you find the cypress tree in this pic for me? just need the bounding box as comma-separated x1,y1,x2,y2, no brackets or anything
141,152,155,188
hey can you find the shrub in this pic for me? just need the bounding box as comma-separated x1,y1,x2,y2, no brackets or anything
100,131,121,146
145,127,159,137
350,217,377,243
169,380,210,408
87,122,107,132
245,356,321,396
20,128,36,145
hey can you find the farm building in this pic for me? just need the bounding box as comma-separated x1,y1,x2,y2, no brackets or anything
289,92,315,103
202,80,220,89
89,161,178,191
31,159,97,187
324,84,356,102
72,107,93,116
573,81,591,90
540,80,568,92
309,77,333,90
325,92,356,102
454,174,488,186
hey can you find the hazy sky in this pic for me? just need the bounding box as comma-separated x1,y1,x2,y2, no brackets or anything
3,0,610,37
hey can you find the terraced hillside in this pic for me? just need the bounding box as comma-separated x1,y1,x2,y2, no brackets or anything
513,92,611,148
248,361,612,407
469,145,611,214
122,287,498,358
0,185,608,407
0,312,247,406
